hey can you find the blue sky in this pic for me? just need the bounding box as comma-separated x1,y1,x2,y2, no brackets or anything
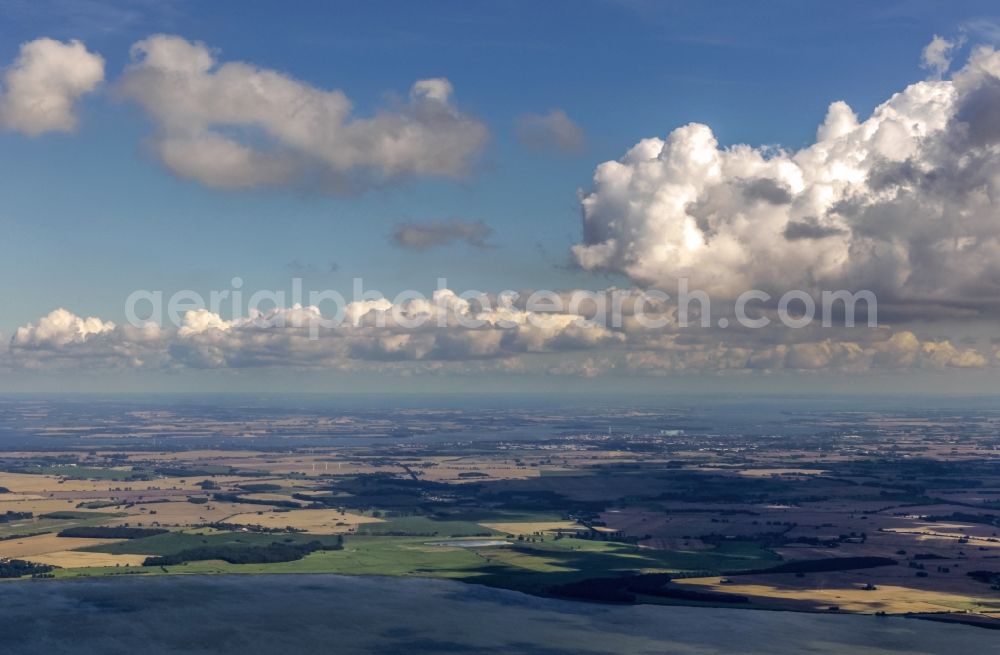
3,1,1000,391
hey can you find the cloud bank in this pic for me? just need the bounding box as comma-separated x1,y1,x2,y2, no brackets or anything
5,293,989,376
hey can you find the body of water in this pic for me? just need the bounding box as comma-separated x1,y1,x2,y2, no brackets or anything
0,574,993,654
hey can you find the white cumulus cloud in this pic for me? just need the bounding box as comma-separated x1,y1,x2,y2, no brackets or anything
922,35,959,77
571,44,1000,315
118,35,489,192
0,38,104,135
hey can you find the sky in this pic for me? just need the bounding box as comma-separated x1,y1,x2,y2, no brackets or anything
3,0,1000,393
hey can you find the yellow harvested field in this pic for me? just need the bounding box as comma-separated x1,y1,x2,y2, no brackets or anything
27,551,148,568
0,472,248,495
0,493,46,501
138,450,268,461
0,498,84,515
883,527,1000,547
737,468,827,477
0,472,129,494
100,501,271,527
415,456,546,482
479,521,582,534
0,533,124,559
248,459,386,477
674,577,1000,614
223,509,383,533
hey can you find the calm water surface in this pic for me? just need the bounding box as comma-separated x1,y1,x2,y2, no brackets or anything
0,574,994,654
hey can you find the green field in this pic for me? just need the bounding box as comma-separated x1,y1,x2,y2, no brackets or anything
55,535,487,580
40,511,123,520
0,512,123,539
57,528,779,599
81,529,343,556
